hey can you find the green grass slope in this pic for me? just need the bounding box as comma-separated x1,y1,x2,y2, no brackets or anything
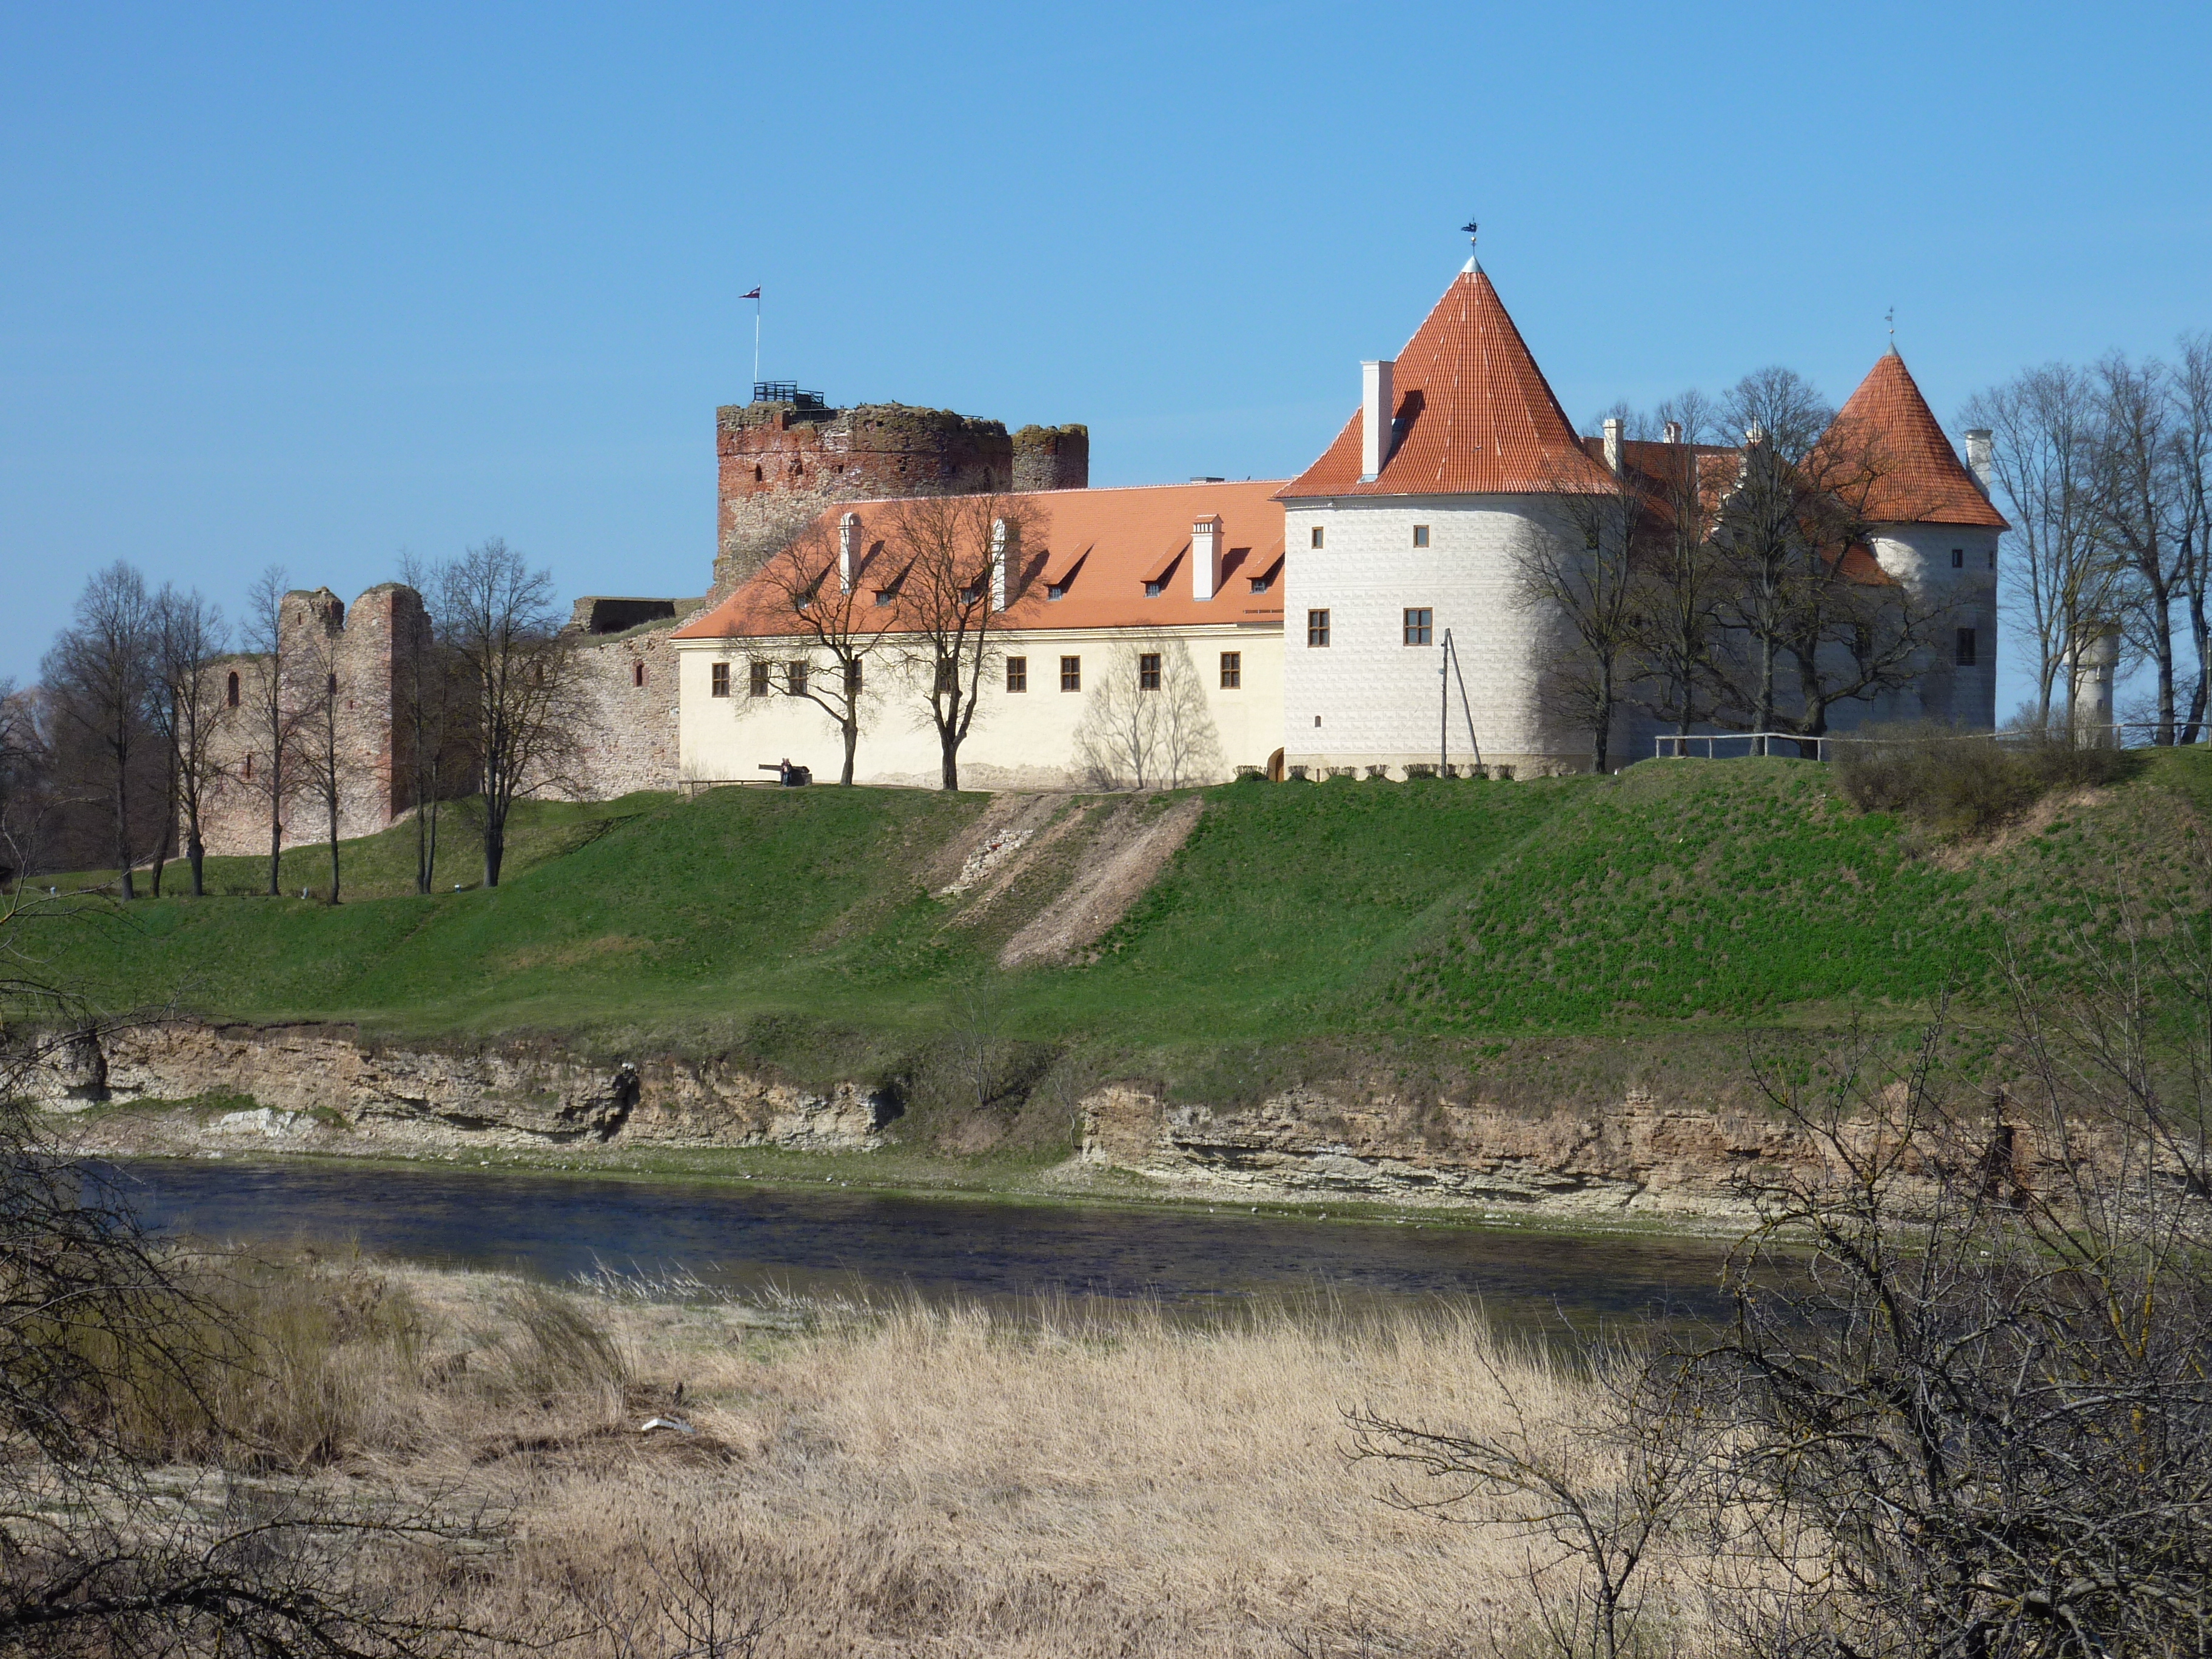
21,752,2210,1085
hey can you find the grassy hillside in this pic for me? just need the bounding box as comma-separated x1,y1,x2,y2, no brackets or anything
19,751,2210,1098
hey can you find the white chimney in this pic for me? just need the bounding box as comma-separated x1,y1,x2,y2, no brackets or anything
990,517,1009,611
1602,417,1625,476
1963,429,1996,499
1663,420,1683,445
1360,358,1395,481
838,511,860,593
1191,514,1223,601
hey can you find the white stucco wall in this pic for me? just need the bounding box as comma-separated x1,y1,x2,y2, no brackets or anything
1857,524,2000,731
1279,495,1588,775
675,624,1284,789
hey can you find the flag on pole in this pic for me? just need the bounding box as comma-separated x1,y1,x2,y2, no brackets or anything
740,287,761,300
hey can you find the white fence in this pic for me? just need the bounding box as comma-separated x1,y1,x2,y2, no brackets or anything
1654,723,2206,763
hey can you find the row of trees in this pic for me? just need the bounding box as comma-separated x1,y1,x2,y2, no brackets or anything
1962,340,2211,741
8,540,585,896
1532,370,1966,773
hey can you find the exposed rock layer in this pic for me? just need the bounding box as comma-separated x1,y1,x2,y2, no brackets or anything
28,1021,1834,1220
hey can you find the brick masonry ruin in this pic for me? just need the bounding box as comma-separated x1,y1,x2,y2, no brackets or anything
190,389,1085,852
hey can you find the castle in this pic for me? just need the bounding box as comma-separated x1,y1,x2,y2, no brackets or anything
196,254,2011,850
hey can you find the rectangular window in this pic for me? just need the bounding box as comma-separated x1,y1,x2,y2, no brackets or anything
1951,548,1965,569
1144,579,1164,597
1060,655,1081,692
1307,608,1330,648
1046,582,1067,600
1403,608,1432,646
934,662,957,696
1248,574,1271,594
710,662,731,698
1138,652,1162,691
1988,548,1997,571
632,661,645,688
1219,651,1241,689
1310,526,1325,549
1005,656,1028,692
748,660,770,697
845,659,862,695
786,661,808,695
1412,524,1430,548
1956,627,1979,668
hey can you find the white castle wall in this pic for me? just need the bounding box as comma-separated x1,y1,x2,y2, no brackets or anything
675,623,1285,789
1280,495,1589,775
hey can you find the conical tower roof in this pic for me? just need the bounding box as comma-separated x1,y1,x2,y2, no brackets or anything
1821,350,2007,529
1279,266,1612,498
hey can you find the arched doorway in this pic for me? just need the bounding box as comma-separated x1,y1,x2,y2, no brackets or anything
1265,748,1285,782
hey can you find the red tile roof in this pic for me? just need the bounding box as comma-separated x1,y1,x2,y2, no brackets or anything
1279,266,1614,499
672,480,1288,642
1821,350,2009,529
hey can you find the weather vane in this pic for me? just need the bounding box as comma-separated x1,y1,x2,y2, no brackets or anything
1461,218,1481,272
1886,306,1895,342
1461,218,1479,250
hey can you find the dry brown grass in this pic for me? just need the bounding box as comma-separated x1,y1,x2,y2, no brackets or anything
181,1259,1726,1657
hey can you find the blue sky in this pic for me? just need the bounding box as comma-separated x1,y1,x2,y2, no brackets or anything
5,1,2209,713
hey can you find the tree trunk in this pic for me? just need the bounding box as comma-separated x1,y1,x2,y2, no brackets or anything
842,719,858,786
186,823,205,897
939,732,959,792
267,783,283,897
326,804,341,905
112,762,135,902
483,809,504,888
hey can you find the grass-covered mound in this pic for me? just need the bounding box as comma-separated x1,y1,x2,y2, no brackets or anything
21,750,2210,1080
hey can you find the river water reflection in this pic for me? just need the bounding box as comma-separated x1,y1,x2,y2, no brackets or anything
113,1158,1737,1330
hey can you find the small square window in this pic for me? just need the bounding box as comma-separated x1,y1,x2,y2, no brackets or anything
1138,652,1161,691
1951,548,1965,569
874,588,896,606
748,660,770,697
1006,656,1028,692
1403,608,1432,646
710,662,731,698
1307,609,1330,648
1310,526,1325,549
1219,651,1241,689
1248,574,1271,594
1060,655,1081,692
1412,525,1430,548
1144,579,1164,597
1047,582,1066,600
1955,627,1979,668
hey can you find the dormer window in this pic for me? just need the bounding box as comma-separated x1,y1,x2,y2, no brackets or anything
1249,575,1272,594
1144,579,1164,597
1047,582,1067,600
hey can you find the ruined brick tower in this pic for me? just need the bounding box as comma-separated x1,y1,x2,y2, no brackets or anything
712,386,1087,596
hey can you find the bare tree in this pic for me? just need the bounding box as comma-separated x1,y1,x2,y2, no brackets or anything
1963,363,2121,730
146,586,226,897
881,494,1039,791
438,539,586,888
1073,635,1221,789
1350,1340,1719,1659
0,887,493,1659
295,623,349,903
236,567,309,896
1708,368,1956,746
39,564,155,899
2091,353,2194,745
744,515,896,785
2171,335,2212,742
395,557,457,894
1512,454,1646,773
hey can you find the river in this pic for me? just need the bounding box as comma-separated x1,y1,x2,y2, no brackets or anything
110,1156,1739,1329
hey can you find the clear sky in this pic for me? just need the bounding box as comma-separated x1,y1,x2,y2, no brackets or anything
5,0,2209,714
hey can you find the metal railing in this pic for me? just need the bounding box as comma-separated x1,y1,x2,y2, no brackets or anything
1654,722,2207,763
